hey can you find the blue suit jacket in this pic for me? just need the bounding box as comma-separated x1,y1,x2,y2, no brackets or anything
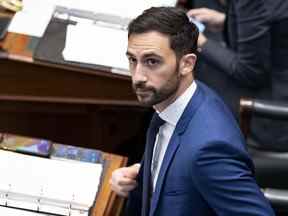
126,81,274,216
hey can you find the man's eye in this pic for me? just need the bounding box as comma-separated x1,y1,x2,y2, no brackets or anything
128,57,136,65
146,58,160,66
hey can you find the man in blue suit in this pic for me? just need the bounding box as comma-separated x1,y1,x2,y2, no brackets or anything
110,7,274,216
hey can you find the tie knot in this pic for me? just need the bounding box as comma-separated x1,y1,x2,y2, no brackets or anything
151,113,165,130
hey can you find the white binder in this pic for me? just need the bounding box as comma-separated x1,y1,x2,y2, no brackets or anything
0,150,103,216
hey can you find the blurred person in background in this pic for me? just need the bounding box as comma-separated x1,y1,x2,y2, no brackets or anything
188,0,288,151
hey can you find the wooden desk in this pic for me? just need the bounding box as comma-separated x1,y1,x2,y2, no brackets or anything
0,28,150,159
92,152,127,216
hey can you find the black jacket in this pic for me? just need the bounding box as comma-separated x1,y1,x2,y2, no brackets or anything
200,0,288,151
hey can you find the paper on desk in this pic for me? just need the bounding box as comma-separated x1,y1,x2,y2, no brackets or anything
0,149,102,214
63,23,129,73
7,0,88,37
8,9,53,37
8,0,57,37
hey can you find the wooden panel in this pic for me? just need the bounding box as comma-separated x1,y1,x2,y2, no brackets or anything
0,58,138,105
92,152,128,216
0,100,149,155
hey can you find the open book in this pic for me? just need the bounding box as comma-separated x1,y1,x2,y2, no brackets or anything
0,150,103,216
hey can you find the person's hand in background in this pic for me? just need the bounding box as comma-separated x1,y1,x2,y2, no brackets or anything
187,8,226,32
109,163,140,197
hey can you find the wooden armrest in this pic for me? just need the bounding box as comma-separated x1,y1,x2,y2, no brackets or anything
241,98,288,119
240,98,288,138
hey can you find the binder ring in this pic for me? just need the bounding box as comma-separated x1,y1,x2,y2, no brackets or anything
68,193,75,216
37,186,45,212
68,203,72,216
37,197,41,211
5,183,12,206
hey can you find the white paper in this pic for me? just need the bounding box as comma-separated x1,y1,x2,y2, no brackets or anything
0,150,102,213
63,23,129,72
8,0,57,37
8,9,53,37
0,206,50,216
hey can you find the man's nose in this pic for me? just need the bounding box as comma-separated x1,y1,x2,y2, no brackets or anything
133,64,147,84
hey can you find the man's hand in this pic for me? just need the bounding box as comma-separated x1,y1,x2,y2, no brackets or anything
109,163,140,197
197,33,208,49
187,8,226,32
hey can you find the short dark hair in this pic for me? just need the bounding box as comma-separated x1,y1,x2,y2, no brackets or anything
128,7,199,59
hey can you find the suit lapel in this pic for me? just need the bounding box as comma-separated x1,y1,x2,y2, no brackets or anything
141,144,150,216
142,113,159,216
149,82,205,216
149,132,181,216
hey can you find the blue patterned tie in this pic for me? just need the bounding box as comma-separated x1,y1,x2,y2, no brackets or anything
142,113,165,216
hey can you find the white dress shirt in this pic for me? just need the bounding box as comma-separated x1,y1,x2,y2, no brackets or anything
151,81,197,191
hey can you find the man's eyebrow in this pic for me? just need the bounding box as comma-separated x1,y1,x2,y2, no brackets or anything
126,51,134,57
142,53,162,59
125,51,162,59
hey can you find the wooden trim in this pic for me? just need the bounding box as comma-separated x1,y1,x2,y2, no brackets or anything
0,95,141,106
239,98,253,139
91,153,127,216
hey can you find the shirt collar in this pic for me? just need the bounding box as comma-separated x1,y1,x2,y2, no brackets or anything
156,81,197,126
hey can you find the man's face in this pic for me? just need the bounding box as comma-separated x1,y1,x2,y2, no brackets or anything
126,31,181,110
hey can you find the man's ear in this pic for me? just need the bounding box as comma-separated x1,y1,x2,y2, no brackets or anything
179,53,197,76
